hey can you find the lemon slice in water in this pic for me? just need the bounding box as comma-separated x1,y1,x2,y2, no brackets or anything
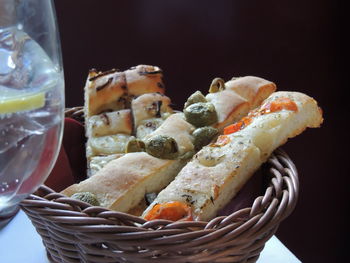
0,89,45,114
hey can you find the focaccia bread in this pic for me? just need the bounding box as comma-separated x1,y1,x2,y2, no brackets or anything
84,68,127,118
142,91,323,221
144,113,195,156
67,72,277,215
125,65,164,97
62,152,186,212
205,76,276,130
85,65,164,118
84,65,170,175
88,154,124,176
132,92,173,138
87,109,133,137
63,112,196,214
225,76,277,109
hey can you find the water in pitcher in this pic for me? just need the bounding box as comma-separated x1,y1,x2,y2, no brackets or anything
0,27,64,212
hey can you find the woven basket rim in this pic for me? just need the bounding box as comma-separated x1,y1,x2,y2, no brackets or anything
19,107,299,263
21,148,298,225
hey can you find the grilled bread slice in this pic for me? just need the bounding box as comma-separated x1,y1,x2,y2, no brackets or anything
87,109,133,137
125,65,164,97
142,91,323,221
84,65,169,175
84,65,164,118
84,69,127,118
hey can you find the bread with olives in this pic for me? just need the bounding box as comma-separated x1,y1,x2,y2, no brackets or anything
62,152,187,212
74,71,278,213
84,66,170,175
86,91,174,175
62,113,197,213
204,76,277,131
142,91,323,221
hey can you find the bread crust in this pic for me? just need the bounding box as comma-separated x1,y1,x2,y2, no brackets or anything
87,109,132,137
85,65,165,118
225,76,277,109
206,76,277,130
85,70,127,117
131,93,172,128
144,113,195,155
125,65,164,96
62,152,185,212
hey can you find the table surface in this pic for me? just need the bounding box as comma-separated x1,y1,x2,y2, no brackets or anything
0,209,301,263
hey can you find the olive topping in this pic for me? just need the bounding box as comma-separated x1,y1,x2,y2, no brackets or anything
184,91,207,109
71,192,100,206
193,126,219,150
125,138,146,153
209,78,225,93
184,102,218,127
145,135,179,159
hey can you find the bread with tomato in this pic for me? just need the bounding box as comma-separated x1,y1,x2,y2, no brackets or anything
142,91,323,221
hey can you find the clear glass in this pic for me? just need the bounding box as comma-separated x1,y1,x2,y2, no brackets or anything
0,0,64,220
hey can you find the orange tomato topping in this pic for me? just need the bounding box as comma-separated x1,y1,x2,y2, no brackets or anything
209,135,231,147
223,97,298,135
223,117,252,135
262,97,298,113
144,201,193,221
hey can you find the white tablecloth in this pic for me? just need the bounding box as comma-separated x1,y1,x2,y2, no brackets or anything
0,210,301,263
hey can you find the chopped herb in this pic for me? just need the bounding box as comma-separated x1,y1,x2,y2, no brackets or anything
210,196,214,204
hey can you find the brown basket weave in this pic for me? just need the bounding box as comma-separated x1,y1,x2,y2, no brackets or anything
20,107,299,263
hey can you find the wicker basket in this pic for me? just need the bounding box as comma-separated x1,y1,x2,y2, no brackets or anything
20,107,299,263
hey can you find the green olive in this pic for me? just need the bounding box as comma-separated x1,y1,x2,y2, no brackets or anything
184,102,218,127
125,138,146,153
145,135,178,159
184,90,207,109
71,192,100,206
193,126,219,150
209,78,225,93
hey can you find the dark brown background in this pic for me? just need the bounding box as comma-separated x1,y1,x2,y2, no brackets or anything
54,0,346,262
